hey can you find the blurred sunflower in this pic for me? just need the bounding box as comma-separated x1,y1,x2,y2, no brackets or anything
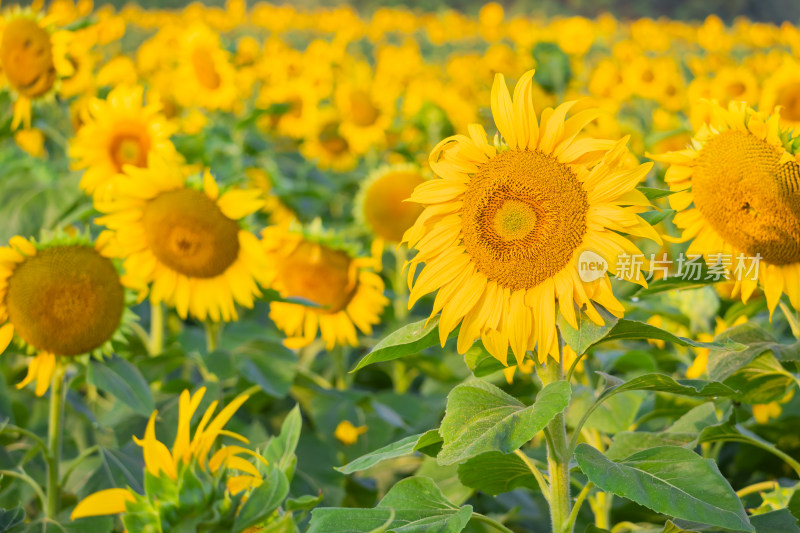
354,163,427,245
174,23,238,112
301,108,358,172
71,387,266,521
650,101,800,315
404,70,660,366
95,156,271,323
760,60,800,129
334,63,393,155
263,223,388,350
0,8,73,129
0,233,130,396
246,168,296,226
70,84,178,195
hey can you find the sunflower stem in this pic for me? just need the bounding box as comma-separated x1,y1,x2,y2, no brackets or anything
205,322,221,353
46,362,66,519
541,358,572,533
150,302,164,355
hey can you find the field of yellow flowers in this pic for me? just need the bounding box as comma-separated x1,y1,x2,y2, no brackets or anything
0,1,799,532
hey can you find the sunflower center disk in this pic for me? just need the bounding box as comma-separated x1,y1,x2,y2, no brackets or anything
192,48,222,90
363,171,426,243
5,246,124,356
349,90,380,127
0,18,56,98
693,130,800,264
143,189,240,278
277,242,355,313
461,149,588,291
110,133,149,170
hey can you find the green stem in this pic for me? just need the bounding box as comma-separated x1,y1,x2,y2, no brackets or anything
1,423,47,455
61,445,98,486
205,322,221,353
514,449,551,502
471,512,515,533
46,363,66,518
564,482,594,533
542,359,572,533
1,469,46,510
150,302,164,355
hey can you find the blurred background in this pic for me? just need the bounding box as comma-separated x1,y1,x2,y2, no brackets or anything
3,0,800,23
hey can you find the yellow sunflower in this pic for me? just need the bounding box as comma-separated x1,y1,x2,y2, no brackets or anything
0,233,129,396
650,101,800,316
301,107,358,172
354,163,427,245
759,60,800,130
404,70,660,366
0,8,74,129
95,156,271,323
69,84,179,195
262,224,389,350
173,23,238,112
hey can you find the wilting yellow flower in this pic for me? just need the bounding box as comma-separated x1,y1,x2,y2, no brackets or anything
404,70,660,366
263,224,389,350
334,420,367,446
95,156,271,322
650,102,800,317
71,387,263,520
13,127,45,157
0,8,74,129
354,163,427,245
0,234,128,396
69,84,178,195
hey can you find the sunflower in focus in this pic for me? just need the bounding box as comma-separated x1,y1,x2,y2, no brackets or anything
0,232,129,396
354,163,427,245
0,8,73,129
70,84,178,195
404,70,660,366
71,387,267,521
95,156,271,323
263,223,389,350
651,101,800,316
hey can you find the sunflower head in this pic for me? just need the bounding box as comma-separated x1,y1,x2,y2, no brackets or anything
0,231,131,396
650,101,800,315
263,222,388,350
404,69,659,366
354,163,427,244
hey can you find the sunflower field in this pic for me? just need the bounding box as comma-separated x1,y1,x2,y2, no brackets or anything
1,0,800,532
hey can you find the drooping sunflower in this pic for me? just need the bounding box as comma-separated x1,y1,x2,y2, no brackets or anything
650,101,800,315
0,8,74,129
0,232,131,396
262,223,389,350
95,156,271,323
69,84,179,195
404,70,660,366
71,387,267,522
354,163,427,245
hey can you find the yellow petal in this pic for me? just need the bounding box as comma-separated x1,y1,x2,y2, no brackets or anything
491,73,516,148
71,488,135,519
0,323,14,354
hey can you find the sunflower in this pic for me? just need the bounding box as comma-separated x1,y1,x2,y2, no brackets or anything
650,101,800,316
404,70,660,366
173,23,238,112
0,232,130,396
95,156,271,323
71,387,266,521
354,163,427,245
69,84,179,195
301,107,358,172
262,223,389,350
334,63,394,155
0,8,74,129
759,60,800,129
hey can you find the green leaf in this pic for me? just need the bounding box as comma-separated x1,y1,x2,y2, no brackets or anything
438,380,570,465
286,493,324,511
665,403,720,434
235,340,298,398
722,354,796,404
308,477,473,533
557,304,619,355
337,431,443,474
596,372,738,399
457,451,540,495
566,387,644,434
601,320,736,349
708,324,800,381
605,432,698,461
0,507,25,530
662,519,699,533
574,444,753,532
233,467,290,533
639,209,676,225
463,347,507,377
638,187,680,200
87,356,154,416
352,318,457,372
750,509,800,533
265,405,302,477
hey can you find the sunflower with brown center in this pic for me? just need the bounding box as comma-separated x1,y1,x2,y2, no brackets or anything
0,233,129,396
95,156,271,323
404,70,660,366
69,84,179,196
651,101,800,316
0,8,74,129
262,224,389,350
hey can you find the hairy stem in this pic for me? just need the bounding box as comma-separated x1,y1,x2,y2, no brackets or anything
46,363,67,518
541,359,572,533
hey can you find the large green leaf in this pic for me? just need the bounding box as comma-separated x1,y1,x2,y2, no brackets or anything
457,451,540,495
438,380,570,465
337,431,443,475
574,444,753,532
601,320,735,349
596,372,738,400
265,405,302,477
234,340,298,398
605,432,697,461
708,324,800,381
233,467,290,533
750,509,800,533
721,354,796,404
557,305,619,355
87,356,154,416
352,319,456,372
308,477,473,533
